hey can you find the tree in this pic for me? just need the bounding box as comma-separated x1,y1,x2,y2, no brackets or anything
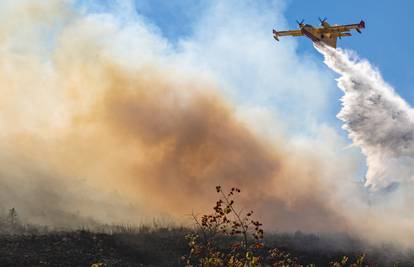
7,208,19,227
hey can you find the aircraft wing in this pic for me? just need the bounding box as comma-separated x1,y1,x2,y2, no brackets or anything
273,29,303,41
318,20,365,34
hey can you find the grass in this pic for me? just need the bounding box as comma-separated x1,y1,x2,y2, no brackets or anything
0,188,413,266
0,223,412,266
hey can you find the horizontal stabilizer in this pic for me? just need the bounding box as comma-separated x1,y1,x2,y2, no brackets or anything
272,29,279,41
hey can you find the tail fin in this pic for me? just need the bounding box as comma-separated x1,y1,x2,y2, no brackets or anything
272,29,279,41
356,20,365,34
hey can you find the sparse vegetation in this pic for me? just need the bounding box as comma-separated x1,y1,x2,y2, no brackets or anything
183,186,378,267
0,189,411,266
183,186,268,266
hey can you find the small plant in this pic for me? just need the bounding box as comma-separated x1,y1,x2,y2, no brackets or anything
183,186,301,267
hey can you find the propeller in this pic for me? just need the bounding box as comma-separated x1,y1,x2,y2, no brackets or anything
296,19,304,26
319,17,327,24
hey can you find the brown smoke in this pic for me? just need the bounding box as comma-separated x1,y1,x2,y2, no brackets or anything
0,1,353,233
91,65,349,232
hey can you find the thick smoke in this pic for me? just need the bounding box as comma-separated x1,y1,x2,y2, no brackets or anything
0,1,355,233
316,44,414,190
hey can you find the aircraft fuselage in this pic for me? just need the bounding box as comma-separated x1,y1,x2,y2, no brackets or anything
300,24,337,48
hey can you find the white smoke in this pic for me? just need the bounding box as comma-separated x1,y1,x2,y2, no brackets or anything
316,44,414,190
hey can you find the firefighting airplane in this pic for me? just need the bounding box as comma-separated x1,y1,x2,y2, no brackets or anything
273,18,365,48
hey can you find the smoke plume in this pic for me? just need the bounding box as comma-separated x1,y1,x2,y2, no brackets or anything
316,44,414,190
0,1,354,233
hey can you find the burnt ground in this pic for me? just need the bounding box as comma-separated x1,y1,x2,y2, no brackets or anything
0,229,188,267
1,229,414,267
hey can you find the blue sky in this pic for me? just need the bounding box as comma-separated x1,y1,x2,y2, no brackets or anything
284,0,414,103
127,0,414,104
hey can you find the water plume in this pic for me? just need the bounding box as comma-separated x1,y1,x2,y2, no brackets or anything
316,44,414,190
